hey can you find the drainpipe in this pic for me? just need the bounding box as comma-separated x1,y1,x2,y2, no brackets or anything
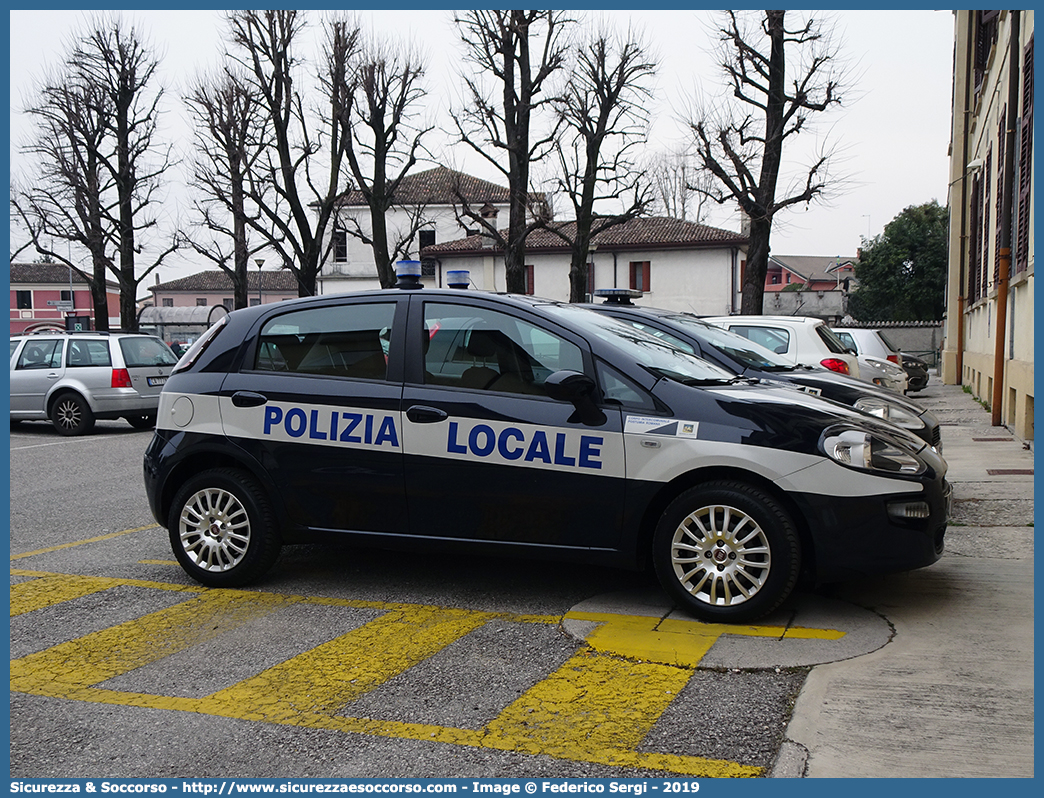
992,10,1020,426
956,11,975,381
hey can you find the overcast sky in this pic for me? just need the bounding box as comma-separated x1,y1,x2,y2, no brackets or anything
8,9,956,283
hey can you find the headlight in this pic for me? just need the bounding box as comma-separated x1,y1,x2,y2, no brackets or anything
853,396,926,430
821,428,925,475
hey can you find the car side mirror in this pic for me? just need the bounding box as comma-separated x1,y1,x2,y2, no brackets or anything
544,370,607,427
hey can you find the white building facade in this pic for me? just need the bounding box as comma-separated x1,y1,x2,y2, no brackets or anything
423,217,748,313
317,167,513,294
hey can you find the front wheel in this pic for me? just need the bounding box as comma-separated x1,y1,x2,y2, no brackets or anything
652,480,801,623
168,468,282,587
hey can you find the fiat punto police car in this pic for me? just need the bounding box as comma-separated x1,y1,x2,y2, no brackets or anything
143,266,950,622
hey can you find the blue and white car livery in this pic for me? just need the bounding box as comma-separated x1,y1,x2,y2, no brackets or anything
144,273,950,623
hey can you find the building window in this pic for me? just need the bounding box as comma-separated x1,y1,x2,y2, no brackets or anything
419,229,436,251
629,261,651,293
1016,34,1034,273
525,264,535,296
222,298,234,310
770,274,781,285
60,290,72,302
161,298,173,307
333,228,348,262
196,298,207,306
16,291,32,309
249,298,261,307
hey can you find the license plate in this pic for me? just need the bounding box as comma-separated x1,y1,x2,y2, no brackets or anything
147,376,167,387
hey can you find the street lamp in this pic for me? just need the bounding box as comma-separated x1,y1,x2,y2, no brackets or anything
254,258,264,305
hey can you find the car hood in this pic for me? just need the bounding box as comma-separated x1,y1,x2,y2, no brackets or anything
650,377,933,460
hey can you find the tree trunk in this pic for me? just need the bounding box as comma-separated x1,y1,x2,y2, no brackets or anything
741,216,771,315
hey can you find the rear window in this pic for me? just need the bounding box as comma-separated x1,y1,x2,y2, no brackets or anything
876,330,900,352
67,339,113,367
119,337,179,368
815,325,852,355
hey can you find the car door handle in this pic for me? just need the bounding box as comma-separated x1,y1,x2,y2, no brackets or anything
231,391,269,408
406,405,448,424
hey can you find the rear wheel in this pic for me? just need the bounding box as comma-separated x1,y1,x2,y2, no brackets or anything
168,468,282,587
652,480,801,623
51,393,95,436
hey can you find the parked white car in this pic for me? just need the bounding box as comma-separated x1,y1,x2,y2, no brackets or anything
703,315,862,380
832,328,909,394
858,355,909,394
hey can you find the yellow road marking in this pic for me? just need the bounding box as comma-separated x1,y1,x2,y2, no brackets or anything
10,574,122,617
11,589,293,693
567,611,844,668
13,570,845,777
206,605,490,722
10,524,160,561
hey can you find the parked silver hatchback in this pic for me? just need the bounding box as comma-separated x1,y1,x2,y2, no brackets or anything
9,332,178,435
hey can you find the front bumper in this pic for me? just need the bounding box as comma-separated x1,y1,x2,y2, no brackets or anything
793,477,950,583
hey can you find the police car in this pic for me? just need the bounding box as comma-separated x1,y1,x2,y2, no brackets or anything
582,291,942,451
143,265,950,623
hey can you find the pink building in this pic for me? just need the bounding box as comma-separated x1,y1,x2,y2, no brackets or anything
9,262,119,334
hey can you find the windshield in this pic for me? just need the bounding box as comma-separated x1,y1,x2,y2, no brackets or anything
544,305,739,384
659,313,794,370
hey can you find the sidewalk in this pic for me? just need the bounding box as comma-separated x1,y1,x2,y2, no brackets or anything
776,377,1035,777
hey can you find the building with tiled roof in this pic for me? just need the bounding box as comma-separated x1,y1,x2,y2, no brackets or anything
9,261,120,334
321,166,553,294
149,269,299,310
420,216,750,314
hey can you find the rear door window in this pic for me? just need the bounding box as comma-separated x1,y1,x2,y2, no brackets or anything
729,325,790,355
67,339,113,367
254,303,396,381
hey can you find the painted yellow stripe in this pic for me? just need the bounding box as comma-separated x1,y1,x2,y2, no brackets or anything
10,525,160,561
5,683,759,777
567,611,844,667
11,589,293,694
10,574,123,617
206,605,490,722
485,651,687,755
8,572,765,776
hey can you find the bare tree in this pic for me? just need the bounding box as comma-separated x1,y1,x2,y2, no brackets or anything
451,10,573,293
183,70,274,309
70,17,179,330
225,11,358,297
688,11,846,314
548,28,656,302
646,148,713,224
13,69,118,330
13,16,177,331
337,35,434,288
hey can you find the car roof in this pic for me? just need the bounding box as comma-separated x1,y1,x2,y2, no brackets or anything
704,315,826,326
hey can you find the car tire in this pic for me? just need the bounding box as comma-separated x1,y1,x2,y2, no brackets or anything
168,468,282,588
652,480,801,623
51,392,96,436
125,413,157,430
